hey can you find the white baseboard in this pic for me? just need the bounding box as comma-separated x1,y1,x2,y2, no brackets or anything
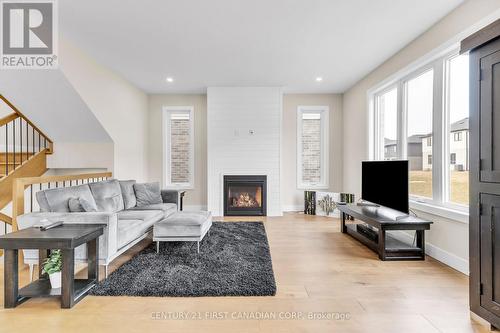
182,205,207,211
391,231,469,275
282,205,302,212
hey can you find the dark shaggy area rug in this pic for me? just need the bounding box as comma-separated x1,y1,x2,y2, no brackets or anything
89,222,276,297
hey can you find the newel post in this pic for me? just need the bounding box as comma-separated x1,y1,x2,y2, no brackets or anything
11,178,25,232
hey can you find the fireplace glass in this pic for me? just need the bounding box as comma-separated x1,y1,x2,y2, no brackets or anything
224,175,267,216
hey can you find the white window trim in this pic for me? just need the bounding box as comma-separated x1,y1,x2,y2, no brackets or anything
368,47,470,222
296,105,329,190
162,106,195,190
373,84,399,160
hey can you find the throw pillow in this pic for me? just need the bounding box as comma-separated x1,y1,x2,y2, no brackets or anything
80,198,98,212
68,197,98,212
133,182,162,207
99,194,122,212
119,180,137,209
68,197,84,212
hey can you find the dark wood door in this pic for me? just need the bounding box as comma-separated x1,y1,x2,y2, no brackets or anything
480,193,500,316
480,50,500,183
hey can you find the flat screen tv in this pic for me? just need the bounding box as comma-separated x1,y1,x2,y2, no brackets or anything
362,160,409,214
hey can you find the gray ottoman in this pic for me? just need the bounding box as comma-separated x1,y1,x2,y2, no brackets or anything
153,211,212,253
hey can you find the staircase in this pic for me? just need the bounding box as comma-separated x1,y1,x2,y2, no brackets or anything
0,95,53,253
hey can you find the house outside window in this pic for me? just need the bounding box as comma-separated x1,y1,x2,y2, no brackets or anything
297,106,329,189
454,132,462,141
450,153,456,165
163,106,194,189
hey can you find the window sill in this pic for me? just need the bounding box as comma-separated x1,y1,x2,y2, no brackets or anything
409,200,469,224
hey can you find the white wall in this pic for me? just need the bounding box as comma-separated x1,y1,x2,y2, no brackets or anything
207,87,283,216
342,0,500,273
282,94,343,211
48,142,114,171
59,37,149,181
0,62,113,172
148,94,207,209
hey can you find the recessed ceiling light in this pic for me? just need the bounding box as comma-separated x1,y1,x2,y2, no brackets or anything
166,77,174,83
315,77,323,82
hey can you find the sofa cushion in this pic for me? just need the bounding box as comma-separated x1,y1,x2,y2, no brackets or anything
36,191,50,212
127,203,176,217
154,211,212,238
118,209,163,224
89,179,125,213
117,220,150,249
41,184,97,213
119,180,136,209
133,182,162,207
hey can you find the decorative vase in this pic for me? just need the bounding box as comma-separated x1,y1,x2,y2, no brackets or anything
49,271,61,289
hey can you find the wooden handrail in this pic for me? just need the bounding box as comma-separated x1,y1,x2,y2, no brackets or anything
0,112,19,127
0,94,54,152
13,172,112,186
12,171,112,231
0,212,12,225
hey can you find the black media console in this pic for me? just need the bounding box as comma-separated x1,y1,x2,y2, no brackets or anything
337,203,432,261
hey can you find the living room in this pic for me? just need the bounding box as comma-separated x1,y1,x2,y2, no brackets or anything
0,0,500,332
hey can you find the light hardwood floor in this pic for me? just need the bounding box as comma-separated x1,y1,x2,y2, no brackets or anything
0,213,488,333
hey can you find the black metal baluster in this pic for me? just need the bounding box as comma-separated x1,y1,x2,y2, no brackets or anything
32,126,34,156
38,132,41,153
25,120,28,161
48,182,50,189
13,119,15,169
5,123,8,176
30,185,33,212
18,118,23,163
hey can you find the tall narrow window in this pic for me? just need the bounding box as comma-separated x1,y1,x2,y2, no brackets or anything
446,54,469,206
297,106,329,189
405,69,434,199
375,87,398,160
163,107,194,188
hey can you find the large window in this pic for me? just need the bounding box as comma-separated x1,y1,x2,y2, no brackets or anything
371,51,469,212
163,106,194,189
406,69,434,199
374,87,398,160
446,54,469,206
297,106,329,189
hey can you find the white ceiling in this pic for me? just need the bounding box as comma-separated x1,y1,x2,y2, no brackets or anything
60,0,464,94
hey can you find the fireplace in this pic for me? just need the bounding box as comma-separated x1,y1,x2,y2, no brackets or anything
224,175,267,216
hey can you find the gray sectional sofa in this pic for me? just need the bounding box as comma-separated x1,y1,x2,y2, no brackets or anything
17,179,179,278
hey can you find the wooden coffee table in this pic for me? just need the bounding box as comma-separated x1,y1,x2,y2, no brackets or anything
0,224,103,308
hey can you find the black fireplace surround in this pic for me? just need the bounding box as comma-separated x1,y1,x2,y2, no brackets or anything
224,175,267,216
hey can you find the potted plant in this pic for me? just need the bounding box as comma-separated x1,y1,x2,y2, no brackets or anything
42,250,62,289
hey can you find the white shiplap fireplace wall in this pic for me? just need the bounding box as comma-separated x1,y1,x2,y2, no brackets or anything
207,87,283,216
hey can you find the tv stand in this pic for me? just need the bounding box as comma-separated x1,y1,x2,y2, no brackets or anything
337,203,432,261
